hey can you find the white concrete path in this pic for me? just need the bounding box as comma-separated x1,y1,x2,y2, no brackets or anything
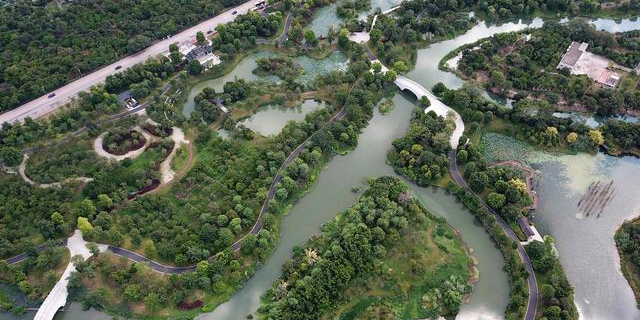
371,60,465,149
159,127,189,184
34,230,107,320
93,126,155,161
18,154,93,188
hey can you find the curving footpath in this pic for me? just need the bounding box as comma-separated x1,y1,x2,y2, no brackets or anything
93,126,155,161
449,150,538,320
4,104,349,274
362,38,537,320
16,154,93,188
34,230,107,320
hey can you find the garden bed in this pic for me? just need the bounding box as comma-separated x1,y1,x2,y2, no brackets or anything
142,123,173,137
102,128,147,155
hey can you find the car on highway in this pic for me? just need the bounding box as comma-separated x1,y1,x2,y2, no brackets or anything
115,65,122,70
48,93,56,98
232,10,237,14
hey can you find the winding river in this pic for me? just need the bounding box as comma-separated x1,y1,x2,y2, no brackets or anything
4,11,640,320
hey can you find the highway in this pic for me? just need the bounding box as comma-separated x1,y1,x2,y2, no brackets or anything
0,0,264,125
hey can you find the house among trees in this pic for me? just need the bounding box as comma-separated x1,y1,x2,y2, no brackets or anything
185,45,221,69
518,216,535,240
557,41,624,89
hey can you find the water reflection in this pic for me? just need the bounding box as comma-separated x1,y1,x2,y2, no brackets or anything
534,154,640,320
238,100,327,136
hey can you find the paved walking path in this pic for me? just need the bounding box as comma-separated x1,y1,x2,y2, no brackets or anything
33,230,107,320
158,127,189,184
15,154,93,188
93,126,155,161
449,150,538,320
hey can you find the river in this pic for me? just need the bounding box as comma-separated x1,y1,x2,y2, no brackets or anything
4,11,640,320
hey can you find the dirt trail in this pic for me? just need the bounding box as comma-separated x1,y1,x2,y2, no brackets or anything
17,154,93,188
159,127,190,184
93,126,155,161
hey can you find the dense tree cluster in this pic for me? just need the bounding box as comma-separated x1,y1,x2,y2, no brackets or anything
105,56,176,98
0,175,77,257
371,0,475,67
457,147,533,223
615,218,640,305
0,0,245,111
525,238,578,320
213,11,283,58
254,58,305,81
0,86,122,150
457,21,640,117
0,242,66,303
446,182,530,320
388,109,454,185
259,177,470,320
68,246,259,318
102,128,147,155
336,0,371,19
434,84,627,153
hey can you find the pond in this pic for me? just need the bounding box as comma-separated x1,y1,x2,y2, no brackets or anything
480,131,640,320
181,51,279,117
182,51,348,117
306,0,405,37
238,99,327,136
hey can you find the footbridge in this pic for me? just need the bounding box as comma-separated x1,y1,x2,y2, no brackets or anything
394,75,464,149
33,230,106,320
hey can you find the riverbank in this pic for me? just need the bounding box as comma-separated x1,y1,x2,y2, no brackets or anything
259,177,474,320
615,217,640,307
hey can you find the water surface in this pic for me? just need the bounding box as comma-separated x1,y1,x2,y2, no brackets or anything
198,93,509,320
239,100,327,136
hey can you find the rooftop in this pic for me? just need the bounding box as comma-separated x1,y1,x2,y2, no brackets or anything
558,41,588,69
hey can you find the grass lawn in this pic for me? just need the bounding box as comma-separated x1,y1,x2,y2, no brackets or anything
170,145,189,173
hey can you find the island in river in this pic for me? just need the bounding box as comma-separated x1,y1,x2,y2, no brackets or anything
2,0,640,319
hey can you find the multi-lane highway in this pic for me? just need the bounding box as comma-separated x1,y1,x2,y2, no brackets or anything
0,0,263,124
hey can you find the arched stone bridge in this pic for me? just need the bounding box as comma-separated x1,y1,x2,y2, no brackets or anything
394,74,465,149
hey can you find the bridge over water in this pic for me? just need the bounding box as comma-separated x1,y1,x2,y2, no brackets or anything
32,230,106,320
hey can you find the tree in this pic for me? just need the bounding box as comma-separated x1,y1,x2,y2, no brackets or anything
170,51,183,65
0,147,21,166
384,69,397,82
97,194,113,211
338,28,350,48
469,171,489,192
77,217,94,236
144,293,162,313
327,27,336,43
487,192,507,209
372,62,382,74
566,132,578,144
588,129,604,145
188,60,204,75
196,31,206,44
392,61,409,73
304,30,317,46
80,199,96,218
419,96,431,108
370,28,382,43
